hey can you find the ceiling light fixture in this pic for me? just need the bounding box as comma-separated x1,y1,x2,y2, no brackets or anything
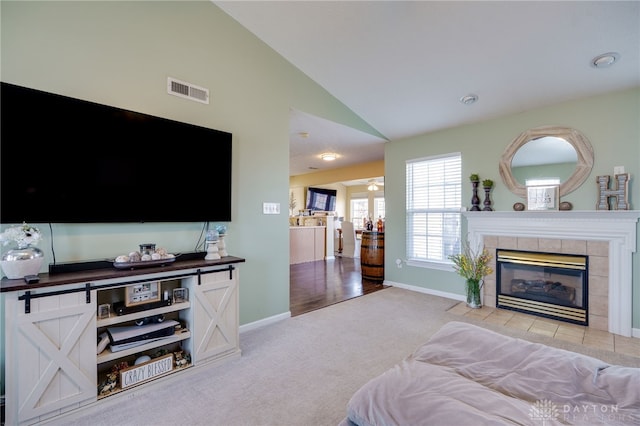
320,152,337,161
591,52,620,68
367,179,381,191
459,94,478,105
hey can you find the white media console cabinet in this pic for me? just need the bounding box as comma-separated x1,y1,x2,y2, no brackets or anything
1,256,245,425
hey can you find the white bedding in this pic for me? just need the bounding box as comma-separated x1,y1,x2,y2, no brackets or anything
342,321,639,426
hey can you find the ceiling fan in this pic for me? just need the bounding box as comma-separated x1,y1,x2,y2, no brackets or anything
367,179,384,191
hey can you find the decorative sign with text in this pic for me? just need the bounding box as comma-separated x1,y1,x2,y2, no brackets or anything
120,353,174,390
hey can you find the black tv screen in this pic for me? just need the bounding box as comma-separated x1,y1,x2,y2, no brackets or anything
1,82,232,223
306,187,336,211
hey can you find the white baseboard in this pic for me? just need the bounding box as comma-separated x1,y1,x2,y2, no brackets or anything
384,280,465,302
239,311,290,333
238,281,640,338
237,282,463,334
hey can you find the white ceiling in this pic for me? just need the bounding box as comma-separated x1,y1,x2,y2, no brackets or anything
214,1,640,177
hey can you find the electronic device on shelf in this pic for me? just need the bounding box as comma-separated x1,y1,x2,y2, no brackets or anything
112,299,171,316
106,320,179,352
24,275,39,284
134,314,165,326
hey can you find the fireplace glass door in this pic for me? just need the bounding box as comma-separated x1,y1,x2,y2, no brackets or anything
496,250,588,325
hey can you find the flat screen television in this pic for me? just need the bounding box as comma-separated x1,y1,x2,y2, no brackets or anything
306,187,336,212
1,82,232,223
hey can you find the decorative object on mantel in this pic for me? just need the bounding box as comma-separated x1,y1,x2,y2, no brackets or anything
206,228,219,243
0,222,44,279
113,245,176,269
205,229,220,260
559,201,573,211
448,240,493,309
217,235,228,257
526,184,559,211
215,224,228,257
513,202,525,211
596,173,630,210
205,240,221,260
481,179,494,211
469,174,481,211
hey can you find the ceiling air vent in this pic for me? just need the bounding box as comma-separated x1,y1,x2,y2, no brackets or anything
167,77,209,104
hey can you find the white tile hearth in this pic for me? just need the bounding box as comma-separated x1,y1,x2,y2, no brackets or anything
448,302,640,356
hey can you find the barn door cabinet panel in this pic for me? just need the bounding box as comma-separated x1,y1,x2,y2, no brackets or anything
190,267,240,364
4,285,97,426
2,257,244,425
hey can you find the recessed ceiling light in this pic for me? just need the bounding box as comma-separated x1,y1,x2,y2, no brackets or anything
320,152,337,161
459,94,478,105
591,52,620,68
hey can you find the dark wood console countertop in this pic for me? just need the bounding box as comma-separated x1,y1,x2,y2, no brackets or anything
1,255,245,293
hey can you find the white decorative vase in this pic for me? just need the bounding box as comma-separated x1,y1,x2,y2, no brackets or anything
1,245,44,279
217,235,228,257
205,240,221,260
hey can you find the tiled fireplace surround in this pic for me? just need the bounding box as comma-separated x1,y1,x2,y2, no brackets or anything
463,211,640,337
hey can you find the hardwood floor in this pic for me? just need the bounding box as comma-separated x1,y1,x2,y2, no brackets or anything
290,257,387,317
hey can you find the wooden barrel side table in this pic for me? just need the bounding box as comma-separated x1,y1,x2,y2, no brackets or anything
360,231,384,282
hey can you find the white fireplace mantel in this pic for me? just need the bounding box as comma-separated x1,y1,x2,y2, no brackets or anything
463,210,640,337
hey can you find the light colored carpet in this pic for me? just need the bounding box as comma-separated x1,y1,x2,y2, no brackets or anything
53,287,639,426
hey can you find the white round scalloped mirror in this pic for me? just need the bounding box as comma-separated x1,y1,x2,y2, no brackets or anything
499,126,594,198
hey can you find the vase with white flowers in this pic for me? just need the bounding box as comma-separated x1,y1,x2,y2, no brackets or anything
448,240,493,308
0,222,45,279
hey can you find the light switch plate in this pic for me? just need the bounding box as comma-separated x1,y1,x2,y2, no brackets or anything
263,202,280,214
614,166,625,175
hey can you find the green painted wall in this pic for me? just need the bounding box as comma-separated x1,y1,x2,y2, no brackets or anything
383,87,640,327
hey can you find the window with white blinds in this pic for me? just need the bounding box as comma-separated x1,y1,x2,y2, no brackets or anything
406,153,462,266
